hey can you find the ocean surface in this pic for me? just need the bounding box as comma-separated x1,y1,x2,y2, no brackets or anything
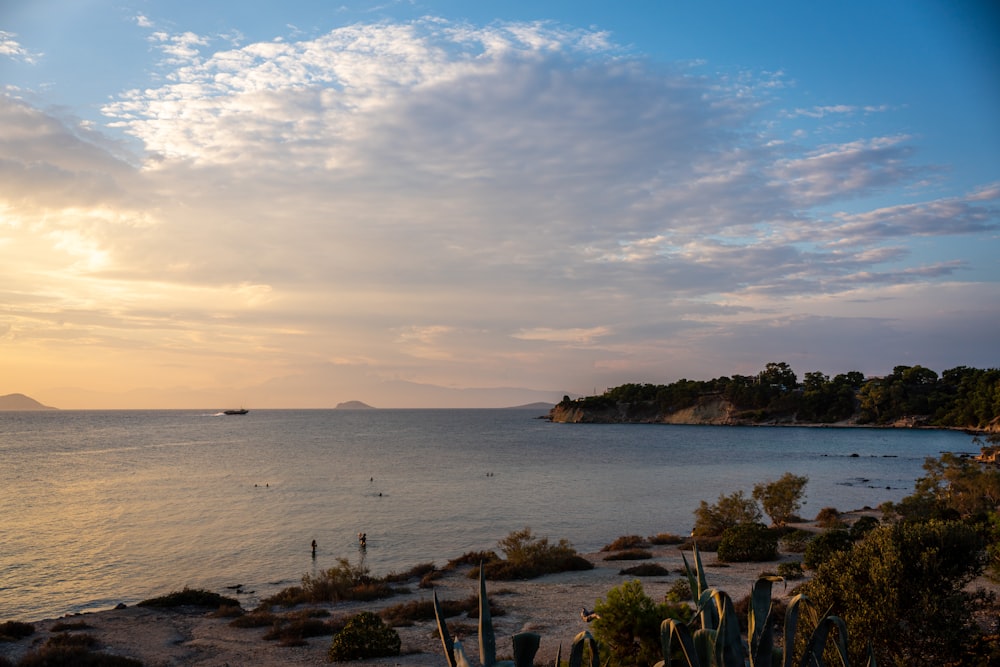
0,409,977,621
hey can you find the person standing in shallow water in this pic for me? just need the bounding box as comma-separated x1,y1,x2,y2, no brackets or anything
311,539,317,558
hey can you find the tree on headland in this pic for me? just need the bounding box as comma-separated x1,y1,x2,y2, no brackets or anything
557,361,1000,428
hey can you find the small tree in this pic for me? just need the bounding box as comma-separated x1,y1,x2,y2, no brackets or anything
591,579,690,667
692,490,762,537
752,472,808,527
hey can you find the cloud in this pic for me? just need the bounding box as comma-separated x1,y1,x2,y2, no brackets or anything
2,18,998,406
0,31,41,64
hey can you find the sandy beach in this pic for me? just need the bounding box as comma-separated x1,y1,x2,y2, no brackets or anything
1,537,818,667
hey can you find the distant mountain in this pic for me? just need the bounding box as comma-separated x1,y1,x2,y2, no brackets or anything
0,393,56,410
335,400,375,409
505,402,555,410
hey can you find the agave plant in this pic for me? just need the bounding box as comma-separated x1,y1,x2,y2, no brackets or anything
658,544,875,667
434,563,541,667
433,563,603,667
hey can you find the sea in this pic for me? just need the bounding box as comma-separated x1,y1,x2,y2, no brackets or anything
0,408,978,622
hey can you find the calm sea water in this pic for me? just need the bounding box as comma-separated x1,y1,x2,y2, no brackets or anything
0,409,976,621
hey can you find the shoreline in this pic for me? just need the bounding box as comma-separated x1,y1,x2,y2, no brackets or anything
1,513,886,667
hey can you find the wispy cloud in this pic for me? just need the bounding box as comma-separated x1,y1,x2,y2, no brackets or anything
0,31,41,64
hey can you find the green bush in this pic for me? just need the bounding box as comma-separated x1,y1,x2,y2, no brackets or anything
778,528,813,553
648,532,684,545
664,578,692,603
327,611,401,662
849,514,880,540
776,560,804,579
804,521,991,665
591,579,691,667
716,523,778,562
803,529,852,570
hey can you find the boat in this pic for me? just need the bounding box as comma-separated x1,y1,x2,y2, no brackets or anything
223,408,248,415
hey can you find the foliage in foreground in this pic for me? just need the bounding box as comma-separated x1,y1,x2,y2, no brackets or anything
804,520,993,665
663,545,875,667
591,579,691,666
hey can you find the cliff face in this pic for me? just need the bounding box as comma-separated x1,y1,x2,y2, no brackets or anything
548,395,740,425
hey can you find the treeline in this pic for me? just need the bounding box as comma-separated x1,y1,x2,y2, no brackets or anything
559,362,1000,428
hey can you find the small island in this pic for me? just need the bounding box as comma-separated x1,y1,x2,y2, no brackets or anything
335,400,375,409
0,393,56,411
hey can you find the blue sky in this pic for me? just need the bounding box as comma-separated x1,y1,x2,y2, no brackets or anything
1,1,998,408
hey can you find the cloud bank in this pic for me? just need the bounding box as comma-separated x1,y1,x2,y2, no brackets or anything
1,19,997,407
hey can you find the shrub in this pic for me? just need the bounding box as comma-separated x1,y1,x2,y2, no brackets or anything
383,561,436,583
45,633,98,649
138,588,239,609
602,535,648,551
619,563,670,577
380,595,479,626
602,548,652,561
648,532,684,545
777,560,804,580
803,529,852,570
327,611,401,662
263,558,394,607
591,579,692,667
804,521,992,665
445,550,500,569
692,490,762,537
15,646,143,667
848,514,880,540
230,611,277,628
0,621,34,641
50,621,92,632
263,617,332,645
717,523,778,562
779,528,814,553
664,578,692,603
815,506,845,528
753,472,809,527
480,528,593,580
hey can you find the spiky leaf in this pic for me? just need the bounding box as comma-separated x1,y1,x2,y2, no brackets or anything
433,591,457,667
478,565,497,666
568,630,600,667
511,632,540,667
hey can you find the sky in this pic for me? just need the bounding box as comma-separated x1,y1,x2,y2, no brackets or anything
1,1,998,409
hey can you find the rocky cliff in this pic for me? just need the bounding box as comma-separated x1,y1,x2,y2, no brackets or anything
548,394,742,425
